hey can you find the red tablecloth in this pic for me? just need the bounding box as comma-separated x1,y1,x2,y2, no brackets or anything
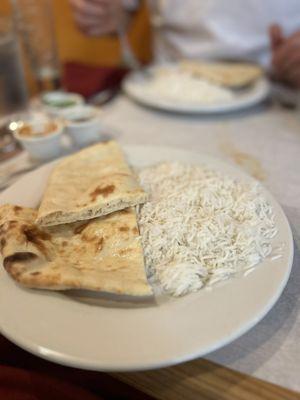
0,334,151,400
62,62,129,98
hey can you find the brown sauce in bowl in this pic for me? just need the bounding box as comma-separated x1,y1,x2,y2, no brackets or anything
18,122,58,138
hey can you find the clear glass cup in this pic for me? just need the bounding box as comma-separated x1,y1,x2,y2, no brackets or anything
12,0,61,91
0,15,28,116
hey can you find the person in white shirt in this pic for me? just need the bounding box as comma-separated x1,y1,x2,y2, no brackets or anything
69,0,300,88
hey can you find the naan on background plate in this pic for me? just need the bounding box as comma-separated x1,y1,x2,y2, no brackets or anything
0,205,152,297
36,141,147,226
180,60,263,88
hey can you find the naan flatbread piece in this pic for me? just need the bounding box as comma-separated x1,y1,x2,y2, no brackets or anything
180,60,263,88
36,141,147,226
0,205,152,297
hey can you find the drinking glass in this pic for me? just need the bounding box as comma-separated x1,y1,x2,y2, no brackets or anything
11,0,61,91
0,15,28,116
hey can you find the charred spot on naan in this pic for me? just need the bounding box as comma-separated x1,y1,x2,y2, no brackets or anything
22,226,51,242
95,237,104,252
119,225,139,235
80,232,104,253
0,237,6,251
22,225,52,258
89,184,115,201
119,226,129,232
73,221,92,235
4,252,38,275
13,206,22,214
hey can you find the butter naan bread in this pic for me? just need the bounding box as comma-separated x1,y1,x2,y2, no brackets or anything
0,204,152,296
36,141,147,226
180,60,263,88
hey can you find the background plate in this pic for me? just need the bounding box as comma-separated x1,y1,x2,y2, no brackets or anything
0,145,293,371
123,65,270,114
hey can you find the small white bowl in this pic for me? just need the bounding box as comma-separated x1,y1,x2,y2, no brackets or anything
62,105,103,146
13,113,64,160
41,91,84,117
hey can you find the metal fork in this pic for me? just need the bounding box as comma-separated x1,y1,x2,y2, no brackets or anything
117,26,152,79
118,26,141,70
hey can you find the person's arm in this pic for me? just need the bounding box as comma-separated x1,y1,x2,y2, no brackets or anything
269,23,300,88
69,0,140,36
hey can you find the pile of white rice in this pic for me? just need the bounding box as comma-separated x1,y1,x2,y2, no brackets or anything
140,70,233,104
137,162,278,297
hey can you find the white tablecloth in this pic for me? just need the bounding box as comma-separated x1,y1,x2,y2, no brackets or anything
1,96,300,392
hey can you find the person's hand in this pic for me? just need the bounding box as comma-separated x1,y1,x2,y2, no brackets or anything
69,0,126,36
269,24,300,88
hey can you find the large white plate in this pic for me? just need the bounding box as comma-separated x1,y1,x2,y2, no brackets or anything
0,145,293,371
123,65,270,114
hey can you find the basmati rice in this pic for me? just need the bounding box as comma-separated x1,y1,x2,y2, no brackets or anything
137,162,277,297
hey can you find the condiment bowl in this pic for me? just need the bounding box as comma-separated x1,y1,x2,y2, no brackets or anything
42,91,84,117
13,113,64,160
62,105,103,146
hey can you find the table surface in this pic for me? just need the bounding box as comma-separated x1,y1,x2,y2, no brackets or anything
0,96,300,398
102,97,300,394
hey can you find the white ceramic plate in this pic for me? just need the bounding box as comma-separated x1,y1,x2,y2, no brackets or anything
0,145,293,371
123,65,270,114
